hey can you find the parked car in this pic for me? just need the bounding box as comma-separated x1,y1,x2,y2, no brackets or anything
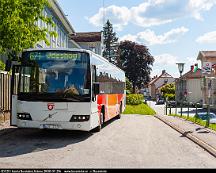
167,100,176,107
156,97,165,105
195,112,216,124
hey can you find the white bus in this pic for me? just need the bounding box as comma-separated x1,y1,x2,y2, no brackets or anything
9,48,126,132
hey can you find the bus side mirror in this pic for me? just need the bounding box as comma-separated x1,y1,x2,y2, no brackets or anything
5,60,11,71
93,83,100,95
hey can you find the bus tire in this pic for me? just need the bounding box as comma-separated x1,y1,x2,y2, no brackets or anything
116,102,122,119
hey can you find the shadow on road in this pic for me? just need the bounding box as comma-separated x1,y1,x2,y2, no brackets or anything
0,128,93,158
0,117,119,158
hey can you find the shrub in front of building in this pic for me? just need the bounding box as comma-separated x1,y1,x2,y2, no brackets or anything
126,94,144,105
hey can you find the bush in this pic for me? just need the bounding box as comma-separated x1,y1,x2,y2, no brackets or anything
126,94,144,105
0,60,5,71
164,93,175,101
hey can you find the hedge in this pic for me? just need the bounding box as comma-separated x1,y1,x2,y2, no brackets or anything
126,94,144,105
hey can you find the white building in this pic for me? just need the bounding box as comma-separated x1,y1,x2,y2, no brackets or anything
148,70,175,99
175,67,202,104
71,32,103,56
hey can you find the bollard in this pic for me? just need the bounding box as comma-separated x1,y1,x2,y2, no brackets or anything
195,103,198,122
165,101,167,115
187,103,189,119
206,104,210,128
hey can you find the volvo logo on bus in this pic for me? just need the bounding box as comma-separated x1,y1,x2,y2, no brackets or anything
47,103,55,111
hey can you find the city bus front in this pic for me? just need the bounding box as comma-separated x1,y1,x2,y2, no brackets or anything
11,49,99,131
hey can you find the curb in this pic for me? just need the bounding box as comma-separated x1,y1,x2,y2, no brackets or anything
155,115,216,158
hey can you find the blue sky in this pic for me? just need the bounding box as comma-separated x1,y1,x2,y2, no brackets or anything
58,0,216,78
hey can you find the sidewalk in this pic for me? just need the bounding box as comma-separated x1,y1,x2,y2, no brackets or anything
156,114,216,157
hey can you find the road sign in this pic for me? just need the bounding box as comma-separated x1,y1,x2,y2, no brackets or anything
202,62,212,74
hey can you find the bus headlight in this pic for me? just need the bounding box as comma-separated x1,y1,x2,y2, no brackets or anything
70,115,90,122
17,113,32,120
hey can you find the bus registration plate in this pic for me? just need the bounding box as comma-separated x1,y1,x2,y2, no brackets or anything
40,124,60,129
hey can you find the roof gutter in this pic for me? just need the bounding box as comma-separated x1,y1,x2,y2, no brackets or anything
48,0,75,34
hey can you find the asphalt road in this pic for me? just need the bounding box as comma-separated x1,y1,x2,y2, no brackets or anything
0,115,216,168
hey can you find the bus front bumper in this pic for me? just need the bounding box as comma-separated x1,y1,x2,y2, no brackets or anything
16,120,92,131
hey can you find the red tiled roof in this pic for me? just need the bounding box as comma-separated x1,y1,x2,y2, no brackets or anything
148,72,173,86
181,69,202,79
70,32,102,42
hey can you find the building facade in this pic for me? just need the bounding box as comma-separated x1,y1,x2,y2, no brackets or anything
36,0,80,49
197,51,216,109
71,32,103,55
175,68,202,104
148,70,175,99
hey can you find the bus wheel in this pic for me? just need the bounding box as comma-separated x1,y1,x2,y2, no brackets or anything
94,111,104,132
116,103,122,119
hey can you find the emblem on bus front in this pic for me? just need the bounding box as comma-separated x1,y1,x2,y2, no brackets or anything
47,103,55,111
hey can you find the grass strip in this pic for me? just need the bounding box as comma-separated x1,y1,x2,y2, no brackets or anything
123,103,156,115
169,114,216,132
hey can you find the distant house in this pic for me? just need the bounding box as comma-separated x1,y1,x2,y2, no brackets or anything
70,32,103,55
148,70,175,99
175,66,202,104
197,51,216,108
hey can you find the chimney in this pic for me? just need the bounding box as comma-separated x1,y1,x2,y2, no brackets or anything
162,70,166,74
191,65,194,71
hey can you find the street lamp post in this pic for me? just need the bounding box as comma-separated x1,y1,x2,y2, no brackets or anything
176,63,185,117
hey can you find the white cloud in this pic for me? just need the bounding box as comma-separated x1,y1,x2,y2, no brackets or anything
188,0,216,20
154,54,178,66
87,5,130,31
87,0,216,30
87,0,178,30
120,27,189,46
196,31,216,44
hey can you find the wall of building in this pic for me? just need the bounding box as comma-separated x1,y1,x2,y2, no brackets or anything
154,78,175,89
76,42,102,55
35,7,69,49
187,78,202,103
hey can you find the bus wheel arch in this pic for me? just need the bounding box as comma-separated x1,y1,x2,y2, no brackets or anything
93,105,105,132
116,102,122,119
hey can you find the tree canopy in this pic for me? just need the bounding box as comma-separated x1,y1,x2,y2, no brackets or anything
0,0,56,59
160,83,175,100
118,40,154,93
102,20,118,64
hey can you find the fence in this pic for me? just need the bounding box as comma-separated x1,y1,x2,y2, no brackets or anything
0,70,19,122
0,71,11,114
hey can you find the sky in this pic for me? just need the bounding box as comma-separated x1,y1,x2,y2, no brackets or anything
58,0,216,78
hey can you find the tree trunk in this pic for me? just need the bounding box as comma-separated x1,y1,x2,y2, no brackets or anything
132,83,136,94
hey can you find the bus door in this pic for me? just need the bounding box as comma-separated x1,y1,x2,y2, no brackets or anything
91,65,101,123
10,65,21,125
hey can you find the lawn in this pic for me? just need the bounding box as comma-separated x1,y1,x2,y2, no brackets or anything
123,103,156,115
169,114,216,132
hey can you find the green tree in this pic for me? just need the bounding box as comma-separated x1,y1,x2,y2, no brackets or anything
118,40,154,93
0,0,56,60
160,83,175,100
102,20,118,63
126,78,132,94
0,60,5,70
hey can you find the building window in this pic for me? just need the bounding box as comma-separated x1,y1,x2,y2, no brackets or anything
57,27,61,47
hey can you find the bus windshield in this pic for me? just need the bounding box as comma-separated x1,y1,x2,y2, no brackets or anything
18,51,91,102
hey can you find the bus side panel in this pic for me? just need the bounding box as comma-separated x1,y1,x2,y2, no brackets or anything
97,93,125,122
